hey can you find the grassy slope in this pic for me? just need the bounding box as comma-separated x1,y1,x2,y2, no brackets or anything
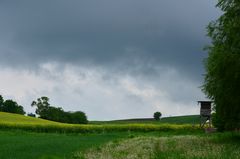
0,130,128,159
1,112,238,159
160,115,200,124
0,112,199,125
0,112,201,133
0,112,61,125
90,115,200,125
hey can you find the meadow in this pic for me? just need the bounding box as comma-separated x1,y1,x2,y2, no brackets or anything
90,115,200,125
0,112,201,133
76,133,240,159
0,130,130,159
0,112,239,159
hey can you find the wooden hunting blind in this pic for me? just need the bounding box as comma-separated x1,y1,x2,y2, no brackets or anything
198,101,212,128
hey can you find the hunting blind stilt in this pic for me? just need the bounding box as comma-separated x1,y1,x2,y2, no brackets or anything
198,101,212,128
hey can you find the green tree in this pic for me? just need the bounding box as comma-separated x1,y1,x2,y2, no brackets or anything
203,0,240,130
0,95,4,111
31,96,51,119
31,96,88,124
70,111,88,124
153,112,162,121
2,100,25,115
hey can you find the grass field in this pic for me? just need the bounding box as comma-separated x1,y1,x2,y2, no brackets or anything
0,112,61,125
0,112,200,125
1,112,239,159
0,130,129,159
77,133,240,159
91,115,200,125
0,129,239,159
0,112,201,133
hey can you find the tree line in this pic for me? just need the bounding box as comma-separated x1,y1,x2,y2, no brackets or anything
0,95,25,115
31,96,87,124
0,95,88,124
203,0,240,131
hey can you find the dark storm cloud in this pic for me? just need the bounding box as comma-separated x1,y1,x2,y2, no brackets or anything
0,0,220,80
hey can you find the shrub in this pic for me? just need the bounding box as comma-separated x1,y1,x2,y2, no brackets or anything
154,112,162,120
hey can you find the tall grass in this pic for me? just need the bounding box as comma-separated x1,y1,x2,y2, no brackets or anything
0,130,129,159
75,134,240,159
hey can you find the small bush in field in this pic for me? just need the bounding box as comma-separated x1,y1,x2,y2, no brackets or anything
154,112,162,120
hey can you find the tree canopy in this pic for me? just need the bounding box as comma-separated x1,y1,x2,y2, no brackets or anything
32,96,88,124
203,0,240,130
0,95,25,115
153,112,162,121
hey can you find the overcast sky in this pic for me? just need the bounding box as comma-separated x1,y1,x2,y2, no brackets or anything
0,0,220,120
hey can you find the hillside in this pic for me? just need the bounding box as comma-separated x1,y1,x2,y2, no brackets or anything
0,112,200,133
0,112,200,126
0,112,61,125
160,115,200,124
91,115,200,125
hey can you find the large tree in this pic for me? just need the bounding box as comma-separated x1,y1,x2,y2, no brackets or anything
203,0,240,130
31,96,88,124
153,112,162,121
31,96,51,119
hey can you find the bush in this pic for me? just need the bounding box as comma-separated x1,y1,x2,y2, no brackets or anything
154,112,162,120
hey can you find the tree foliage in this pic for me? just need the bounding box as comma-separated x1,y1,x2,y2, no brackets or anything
153,112,162,120
0,95,25,115
32,96,88,124
203,0,240,130
31,96,50,119
0,95,3,107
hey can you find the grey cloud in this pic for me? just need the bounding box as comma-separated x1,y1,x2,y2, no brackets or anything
0,0,220,81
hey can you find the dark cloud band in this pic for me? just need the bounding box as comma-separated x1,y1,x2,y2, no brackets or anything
0,0,219,81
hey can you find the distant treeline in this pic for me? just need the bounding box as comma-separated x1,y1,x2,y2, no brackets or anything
0,95,88,124
32,96,87,124
0,95,25,115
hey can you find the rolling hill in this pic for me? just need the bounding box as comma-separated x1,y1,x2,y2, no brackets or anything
0,112,61,125
0,112,200,133
91,115,200,125
0,112,200,125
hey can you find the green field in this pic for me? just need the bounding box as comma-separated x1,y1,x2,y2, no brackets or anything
77,133,240,159
0,112,201,133
0,112,61,125
0,112,200,125
91,115,200,125
0,112,239,159
0,130,239,159
0,130,129,159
